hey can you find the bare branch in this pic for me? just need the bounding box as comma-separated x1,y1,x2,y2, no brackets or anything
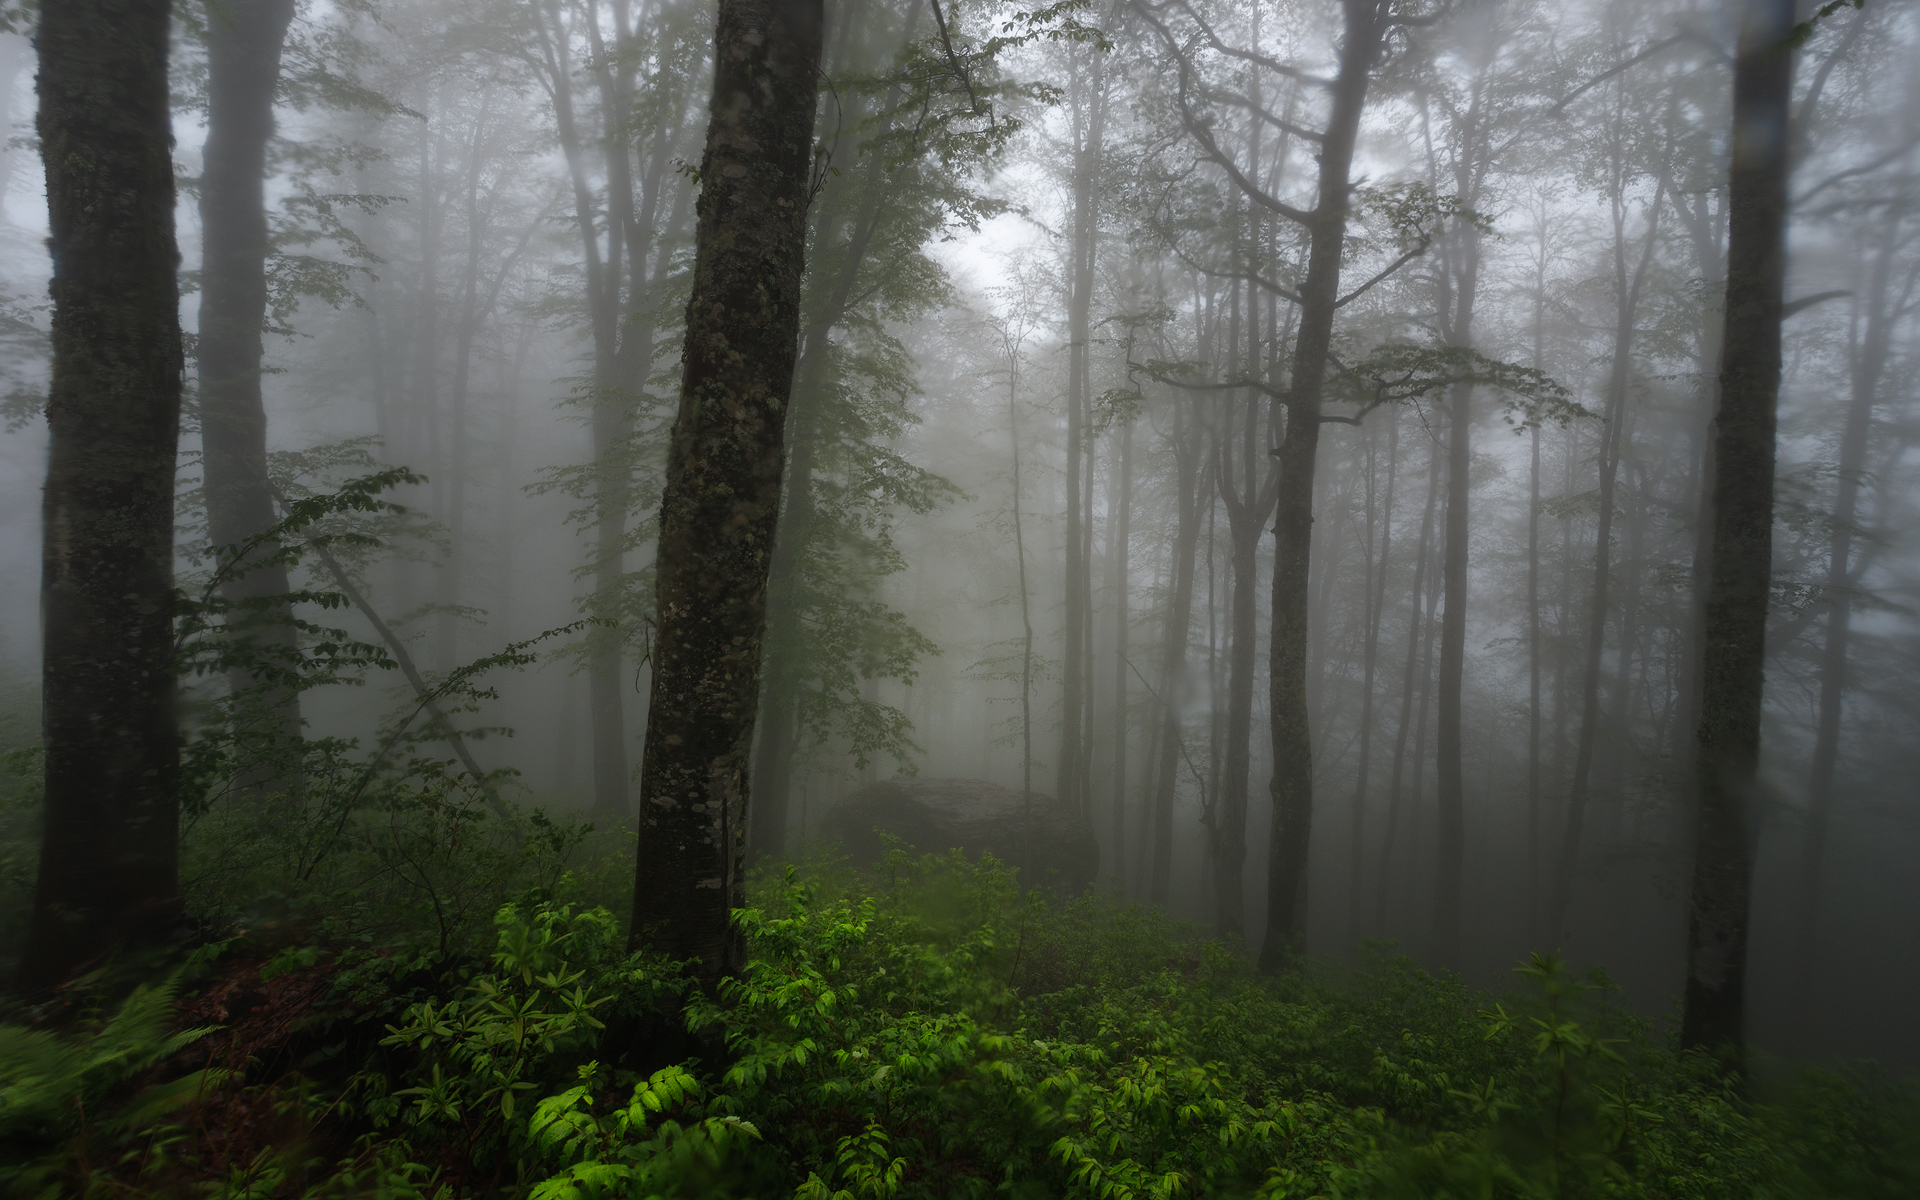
1151,0,1335,89
1487,33,1689,162
1334,235,1432,309
1794,134,1920,207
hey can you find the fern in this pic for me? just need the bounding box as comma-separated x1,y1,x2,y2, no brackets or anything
0,974,221,1144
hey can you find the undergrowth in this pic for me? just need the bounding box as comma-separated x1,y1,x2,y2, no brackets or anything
0,847,1913,1199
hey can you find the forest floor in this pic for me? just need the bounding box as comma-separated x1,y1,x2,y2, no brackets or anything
1,838,1916,1199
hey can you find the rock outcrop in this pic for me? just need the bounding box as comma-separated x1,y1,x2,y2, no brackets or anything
821,778,1097,893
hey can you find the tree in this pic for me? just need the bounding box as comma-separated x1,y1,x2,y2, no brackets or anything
1683,0,1799,1064
196,0,302,806
1256,0,1393,972
521,0,705,826
19,0,186,991
630,0,824,988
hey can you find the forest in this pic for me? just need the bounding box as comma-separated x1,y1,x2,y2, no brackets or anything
0,0,1917,1194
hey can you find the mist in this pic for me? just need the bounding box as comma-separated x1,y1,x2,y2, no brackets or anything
2,0,1918,1189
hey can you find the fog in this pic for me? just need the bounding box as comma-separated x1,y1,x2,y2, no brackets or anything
3,0,1917,1070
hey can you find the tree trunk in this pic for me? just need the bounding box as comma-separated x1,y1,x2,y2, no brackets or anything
630,0,823,989
1375,427,1441,934
1259,0,1388,973
1547,165,1664,943
1149,408,1203,904
1214,424,1271,940
1110,417,1133,890
1684,0,1796,1064
19,0,185,992
1796,199,1902,1029
1433,368,1474,969
1348,412,1397,951
197,0,300,806
1057,55,1105,821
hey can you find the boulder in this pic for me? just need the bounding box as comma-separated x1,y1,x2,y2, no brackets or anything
821,778,1098,893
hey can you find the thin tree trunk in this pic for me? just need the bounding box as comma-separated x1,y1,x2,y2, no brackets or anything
1110,417,1134,890
1058,55,1105,820
1433,369,1475,968
1376,429,1441,933
1150,410,1204,904
1684,0,1796,1064
1547,165,1665,942
1348,412,1397,951
630,0,823,989
20,0,184,992
1796,201,1904,1031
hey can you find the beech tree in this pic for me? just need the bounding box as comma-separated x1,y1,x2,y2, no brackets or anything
1684,0,1798,1064
19,0,186,991
196,0,302,804
630,0,824,987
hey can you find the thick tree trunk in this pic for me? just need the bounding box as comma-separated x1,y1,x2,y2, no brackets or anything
630,0,823,989
1259,0,1387,973
19,0,185,992
1684,0,1796,1063
197,0,300,805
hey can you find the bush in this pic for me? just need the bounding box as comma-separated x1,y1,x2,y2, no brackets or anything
1,849,1914,1198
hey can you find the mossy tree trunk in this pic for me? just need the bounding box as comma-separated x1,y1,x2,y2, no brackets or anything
630,0,822,988
19,0,185,992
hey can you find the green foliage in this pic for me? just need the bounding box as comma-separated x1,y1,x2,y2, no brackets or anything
0,976,229,1198
3,856,1914,1197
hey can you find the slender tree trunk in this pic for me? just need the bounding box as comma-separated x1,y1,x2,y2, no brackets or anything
197,0,300,805
1527,423,1544,934
1684,0,1796,1063
1548,170,1664,942
1348,412,1396,950
1058,58,1105,820
630,0,823,989
1433,369,1475,969
1376,429,1440,933
19,0,184,992
1260,0,1389,972
1796,206,1901,1031
1150,411,1203,904
1110,417,1134,890
1014,383,1035,812
1526,228,1550,940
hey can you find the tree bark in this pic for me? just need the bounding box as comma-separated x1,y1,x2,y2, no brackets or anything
1259,0,1388,973
197,0,300,805
19,0,185,992
1684,0,1796,1064
629,0,822,988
